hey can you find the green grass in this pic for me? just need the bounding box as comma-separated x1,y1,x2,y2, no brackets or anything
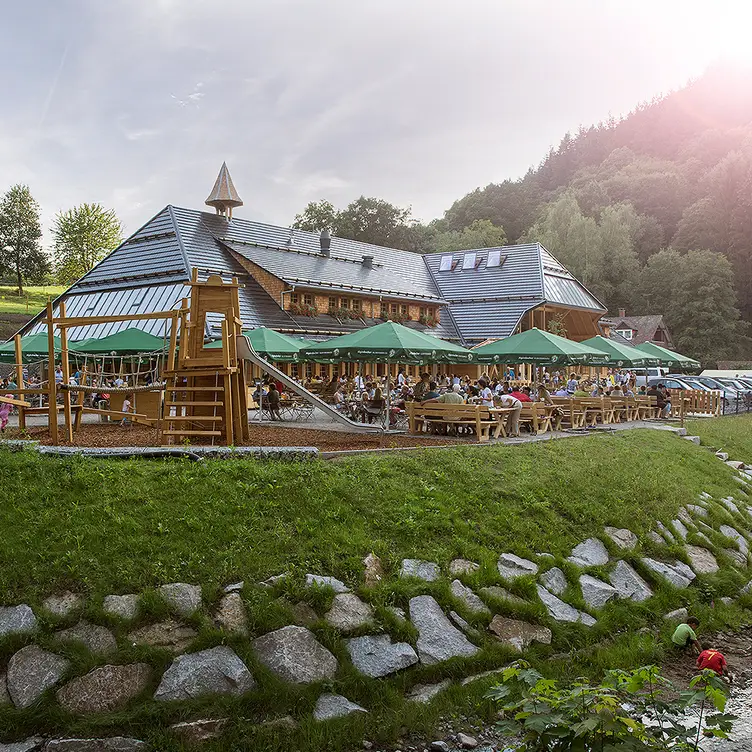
0,426,751,749
688,412,752,464
0,284,65,315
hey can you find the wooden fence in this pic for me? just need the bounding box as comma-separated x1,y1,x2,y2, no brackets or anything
667,388,722,418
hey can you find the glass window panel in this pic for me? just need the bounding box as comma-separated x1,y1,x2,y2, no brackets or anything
462,252,477,270
487,250,502,267
439,254,453,271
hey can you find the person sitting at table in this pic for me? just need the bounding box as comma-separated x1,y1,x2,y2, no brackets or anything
510,386,532,402
610,384,625,397
412,372,431,401
478,379,495,407
266,383,282,420
573,381,590,398
333,386,347,411
421,381,440,401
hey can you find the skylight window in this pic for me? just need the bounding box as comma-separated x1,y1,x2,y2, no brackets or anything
438,254,453,272
462,252,477,270
487,250,503,268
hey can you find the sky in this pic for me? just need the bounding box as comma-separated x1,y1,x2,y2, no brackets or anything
1,0,750,239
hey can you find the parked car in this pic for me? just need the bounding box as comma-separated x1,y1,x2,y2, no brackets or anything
691,376,742,412
647,376,698,391
634,367,668,387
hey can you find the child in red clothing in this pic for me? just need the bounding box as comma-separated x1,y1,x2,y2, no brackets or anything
696,648,730,680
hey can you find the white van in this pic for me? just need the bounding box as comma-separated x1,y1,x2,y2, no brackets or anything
635,367,668,387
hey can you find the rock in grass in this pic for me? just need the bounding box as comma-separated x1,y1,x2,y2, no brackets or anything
641,558,693,588
42,739,147,751
664,607,688,622
539,567,567,596
346,634,418,678
313,693,367,721
363,553,384,587
276,597,319,626
42,592,83,618
685,546,720,575
726,548,748,568
305,574,350,593
488,615,552,651
7,645,70,709
579,575,619,609
536,586,596,627
55,621,117,657
656,522,676,543
387,606,406,622
671,520,689,541
716,451,729,461
170,718,229,744
741,580,752,595
604,527,638,550
407,679,452,704
687,504,708,519
324,593,374,632
409,595,478,664
258,572,289,589
223,581,244,593
479,586,526,605
128,620,197,654
56,664,151,714
0,605,37,637
608,561,652,602
720,497,740,514
253,625,338,684
497,553,538,580
430,741,450,752
154,646,255,701
158,583,202,617
458,733,478,749
400,559,441,582
449,559,480,576
720,525,749,554
450,580,490,615
567,538,609,567
213,592,248,636
0,671,10,705
102,594,139,621
647,531,665,545
0,738,44,752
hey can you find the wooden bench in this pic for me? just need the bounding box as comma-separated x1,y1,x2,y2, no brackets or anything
519,402,553,434
406,402,497,442
550,397,586,429
636,395,660,419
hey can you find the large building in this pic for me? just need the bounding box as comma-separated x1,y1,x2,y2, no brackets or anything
21,165,606,365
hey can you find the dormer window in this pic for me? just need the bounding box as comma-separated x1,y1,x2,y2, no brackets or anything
616,328,633,340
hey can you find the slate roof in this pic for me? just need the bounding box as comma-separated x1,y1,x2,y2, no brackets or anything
20,205,603,347
611,315,673,347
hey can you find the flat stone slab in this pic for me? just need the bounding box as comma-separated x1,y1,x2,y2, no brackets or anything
42,739,147,751
313,693,367,721
253,625,338,683
0,738,43,752
324,593,374,632
0,605,37,637
724,548,748,568
604,527,638,550
536,585,596,626
664,607,689,622
579,575,619,609
451,580,490,614
566,538,609,567
720,497,740,514
657,522,675,543
346,634,418,678
671,519,689,541
497,553,538,580
685,545,720,574
170,718,228,744
608,560,652,602
407,679,452,704
720,525,749,554
488,615,552,651
400,559,441,582
479,586,526,605
213,592,248,635
687,504,708,518
305,574,350,592
409,595,479,664
55,621,117,657
57,663,151,714
7,645,70,709
641,558,694,588
158,583,202,617
647,531,665,545
154,646,255,701
102,594,139,621
42,592,83,618
258,572,289,589
539,567,567,596
127,620,198,654
449,559,479,576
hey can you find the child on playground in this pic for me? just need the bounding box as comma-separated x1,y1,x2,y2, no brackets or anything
120,395,134,426
0,395,13,432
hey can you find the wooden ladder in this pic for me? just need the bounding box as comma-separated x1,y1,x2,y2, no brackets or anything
160,371,229,444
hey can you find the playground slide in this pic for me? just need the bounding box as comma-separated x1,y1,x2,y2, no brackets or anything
236,334,380,432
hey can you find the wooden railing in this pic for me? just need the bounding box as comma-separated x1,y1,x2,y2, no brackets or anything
667,388,722,417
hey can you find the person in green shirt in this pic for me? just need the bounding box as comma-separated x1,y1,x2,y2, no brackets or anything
672,617,701,654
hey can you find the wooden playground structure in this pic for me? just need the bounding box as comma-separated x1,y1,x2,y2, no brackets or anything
3,271,250,446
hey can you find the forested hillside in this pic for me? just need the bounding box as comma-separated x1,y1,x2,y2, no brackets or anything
294,65,752,363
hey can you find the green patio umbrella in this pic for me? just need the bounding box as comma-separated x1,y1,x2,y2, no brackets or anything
299,320,476,364
207,327,304,362
67,328,167,355
472,328,609,366
634,342,700,370
580,335,661,368
0,333,61,364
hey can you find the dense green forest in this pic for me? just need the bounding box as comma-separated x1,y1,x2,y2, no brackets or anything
294,65,752,363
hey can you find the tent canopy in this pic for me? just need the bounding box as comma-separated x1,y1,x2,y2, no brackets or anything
299,321,475,364
472,327,609,366
68,328,168,355
634,342,700,370
207,327,304,362
580,335,661,368
0,333,61,364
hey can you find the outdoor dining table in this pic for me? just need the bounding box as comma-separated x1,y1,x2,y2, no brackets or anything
488,406,519,438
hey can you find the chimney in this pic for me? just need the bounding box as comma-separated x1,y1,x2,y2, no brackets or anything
320,229,331,257
618,308,626,318
362,255,374,268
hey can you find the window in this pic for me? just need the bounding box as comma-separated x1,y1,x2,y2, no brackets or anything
328,296,337,311
486,249,504,268
439,254,453,272
390,303,398,314
462,252,477,270
303,293,313,306
380,302,388,318
340,298,350,310
351,299,361,312
419,306,426,317
400,304,408,316
615,328,633,340
290,292,299,305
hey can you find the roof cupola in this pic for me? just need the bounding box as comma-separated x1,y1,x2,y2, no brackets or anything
205,162,243,219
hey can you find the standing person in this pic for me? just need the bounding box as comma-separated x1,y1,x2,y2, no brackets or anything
672,617,701,655
478,379,495,407
0,395,13,432
120,395,134,426
397,368,406,386
566,373,579,395
498,392,522,436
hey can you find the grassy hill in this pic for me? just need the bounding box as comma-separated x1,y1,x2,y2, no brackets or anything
0,285,64,342
0,422,751,749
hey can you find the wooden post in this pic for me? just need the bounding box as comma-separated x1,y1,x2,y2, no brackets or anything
14,334,25,430
46,301,59,445
74,366,86,432
59,301,74,443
